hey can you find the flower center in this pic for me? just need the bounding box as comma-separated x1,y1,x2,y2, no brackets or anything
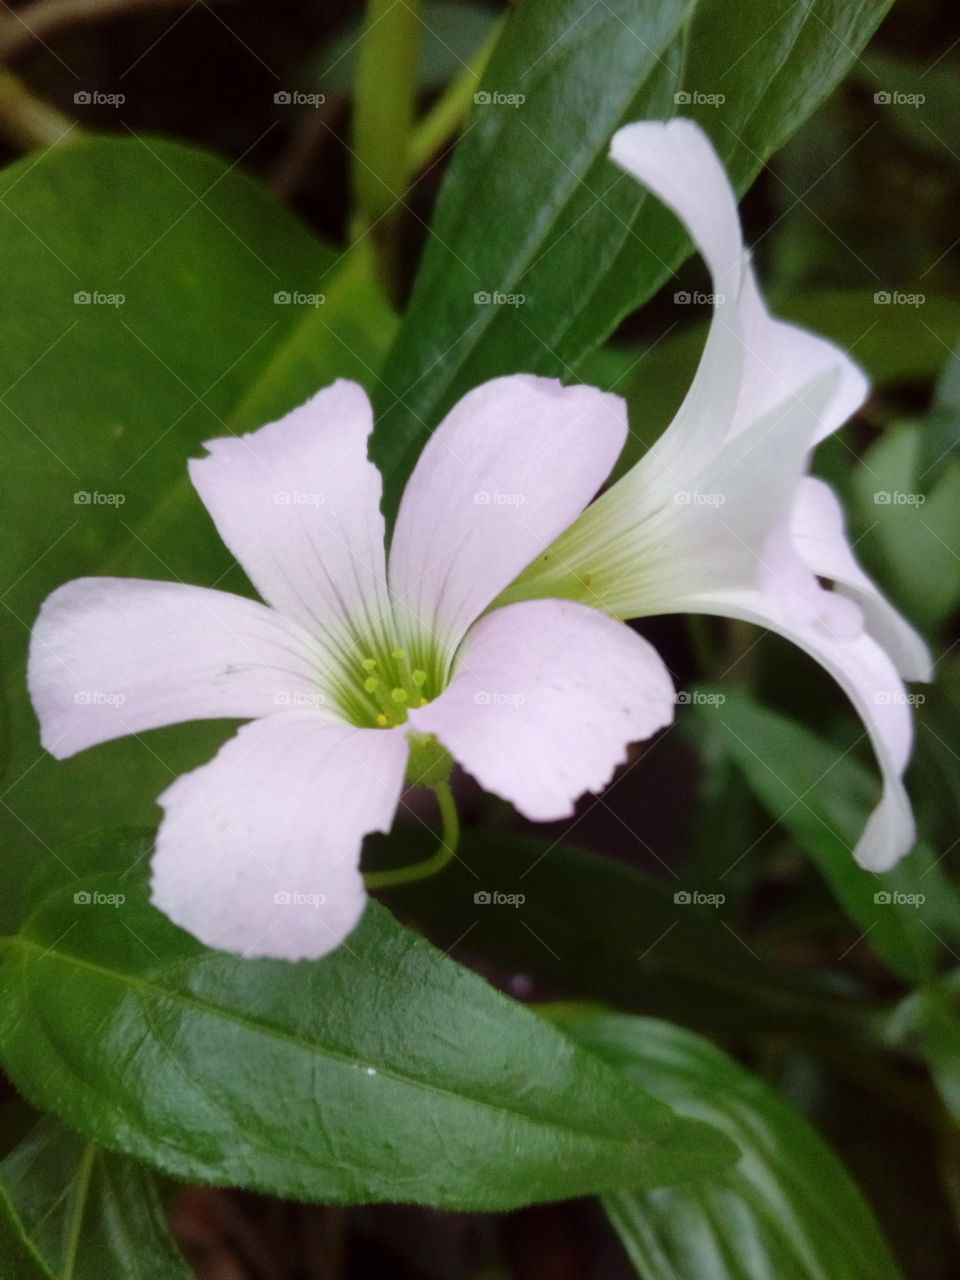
334,640,444,729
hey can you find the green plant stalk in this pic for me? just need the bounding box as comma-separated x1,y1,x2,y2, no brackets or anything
364,781,460,889
0,68,77,152
351,0,423,298
407,14,504,172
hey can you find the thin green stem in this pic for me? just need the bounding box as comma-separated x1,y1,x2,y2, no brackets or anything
62,1143,96,1280
364,781,459,889
686,613,716,679
351,0,423,300
0,68,77,152
406,15,504,172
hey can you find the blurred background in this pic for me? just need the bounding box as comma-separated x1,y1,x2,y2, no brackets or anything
1,0,959,1276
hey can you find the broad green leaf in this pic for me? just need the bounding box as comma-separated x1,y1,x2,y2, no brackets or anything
376,827,877,1044
0,137,395,925
371,0,894,513
556,1009,904,1280
0,1116,192,1279
0,829,735,1209
708,690,960,982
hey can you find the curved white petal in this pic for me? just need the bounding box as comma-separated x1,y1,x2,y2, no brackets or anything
791,477,932,681
388,375,627,655
510,367,841,620
28,577,334,759
677,561,918,872
151,713,408,960
189,380,390,644
408,599,674,821
610,120,867,473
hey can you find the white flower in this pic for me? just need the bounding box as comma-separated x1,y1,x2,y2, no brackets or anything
29,377,673,960
28,119,929,963
502,119,932,873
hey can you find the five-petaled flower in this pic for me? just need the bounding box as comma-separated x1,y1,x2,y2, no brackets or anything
29,119,930,961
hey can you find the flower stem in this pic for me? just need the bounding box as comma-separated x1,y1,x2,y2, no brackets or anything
364,781,459,889
351,0,423,301
406,15,503,172
0,68,77,152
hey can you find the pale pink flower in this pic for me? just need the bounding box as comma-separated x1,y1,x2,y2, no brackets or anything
30,377,672,959
29,119,928,962
502,119,931,873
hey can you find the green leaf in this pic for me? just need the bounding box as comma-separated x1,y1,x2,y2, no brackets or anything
0,1116,192,1279
708,690,960,982
851,424,960,633
555,1009,904,1280
0,828,735,1210
889,973,960,1126
0,1182,55,1280
375,827,877,1044
917,336,960,487
371,0,894,513
0,136,395,924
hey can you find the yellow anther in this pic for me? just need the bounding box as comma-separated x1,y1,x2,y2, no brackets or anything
376,713,389,726
419,696,428,706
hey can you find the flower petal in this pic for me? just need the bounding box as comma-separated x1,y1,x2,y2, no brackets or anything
388,375,627,654
791,477,932,681
408,599,674,821
188,380,390,641
687,583,917,871
506,367,842,619
610,120,867,464
151,713,408,960
28,577,334,759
